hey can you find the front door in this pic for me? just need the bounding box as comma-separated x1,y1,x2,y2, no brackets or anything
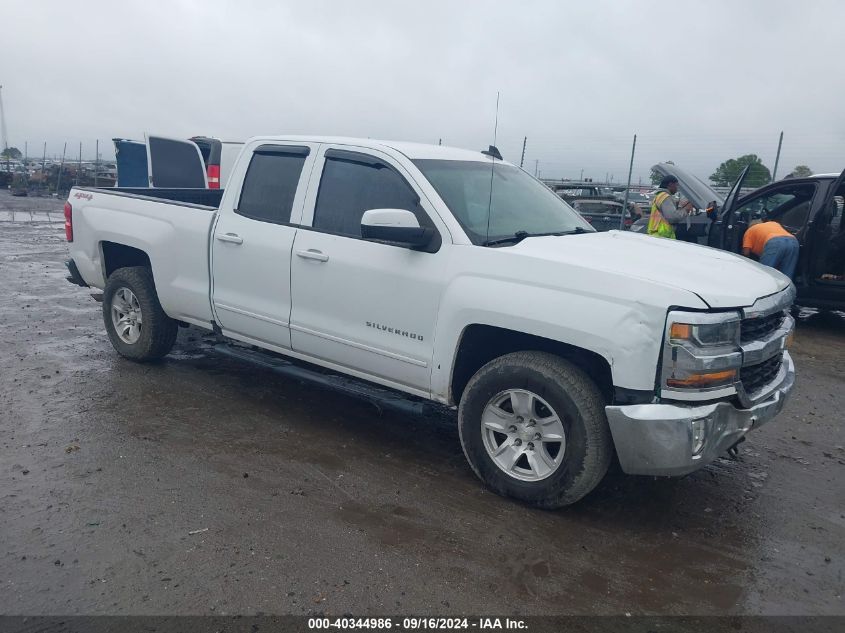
708,165,751,251
211,143,318,348
288,146,449,394
729,180,819,284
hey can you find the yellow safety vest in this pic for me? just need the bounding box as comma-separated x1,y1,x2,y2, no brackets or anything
647,191,676,239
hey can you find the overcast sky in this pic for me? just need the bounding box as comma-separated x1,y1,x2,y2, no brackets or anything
3,0,843,182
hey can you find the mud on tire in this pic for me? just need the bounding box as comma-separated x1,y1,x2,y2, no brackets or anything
102,266,178,362
458,351,612,509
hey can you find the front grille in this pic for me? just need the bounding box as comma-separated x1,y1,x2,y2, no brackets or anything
740,352,783,395
741,311,785,343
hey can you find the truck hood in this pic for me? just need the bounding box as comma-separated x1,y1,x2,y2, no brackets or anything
511,230,790,309
652,162,725,211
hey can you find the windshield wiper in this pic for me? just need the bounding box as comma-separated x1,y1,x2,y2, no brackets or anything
483,231,530,247
482,227,590,247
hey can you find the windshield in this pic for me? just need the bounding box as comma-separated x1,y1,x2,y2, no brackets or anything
414,160,593,245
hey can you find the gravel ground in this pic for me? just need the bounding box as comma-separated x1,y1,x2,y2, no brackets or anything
0,190,843,616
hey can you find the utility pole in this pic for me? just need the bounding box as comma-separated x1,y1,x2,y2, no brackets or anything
40,142,47,193
580,168,584,181
534,159,539,178
0,85,8,171
619,134,637,231
520,136,527,168
76,142,82,186
771,131,784,182
95,139,99,187
56,142,67,195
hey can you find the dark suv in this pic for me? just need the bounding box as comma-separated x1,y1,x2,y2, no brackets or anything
649,163,845,311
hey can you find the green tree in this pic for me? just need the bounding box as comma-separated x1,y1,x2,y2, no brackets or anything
1,147,22,159
790,165,812,178
650,168,662,186
709,154,772,188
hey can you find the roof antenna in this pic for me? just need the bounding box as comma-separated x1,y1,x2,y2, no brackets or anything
484,92,500,244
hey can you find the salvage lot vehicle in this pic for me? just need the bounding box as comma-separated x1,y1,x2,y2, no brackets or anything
63,136,796,508
648,162,845,312
113,135,243,189
571,199,634,231
553,183,615,204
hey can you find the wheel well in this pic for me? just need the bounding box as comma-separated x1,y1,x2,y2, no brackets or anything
101,242,151,278
450,324,614,405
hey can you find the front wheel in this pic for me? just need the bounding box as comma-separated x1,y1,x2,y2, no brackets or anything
103,266,178,362
458,351,612,508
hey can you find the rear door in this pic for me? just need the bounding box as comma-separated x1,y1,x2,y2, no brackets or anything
210,142,319,349
805,170,845,304
707,165,751,251
146,135,208,188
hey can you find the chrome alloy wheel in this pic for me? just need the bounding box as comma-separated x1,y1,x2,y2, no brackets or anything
481,389,567,481
111,287,143,344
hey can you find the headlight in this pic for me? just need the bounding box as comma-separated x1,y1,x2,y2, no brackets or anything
662,311,742,397
669,319,740,347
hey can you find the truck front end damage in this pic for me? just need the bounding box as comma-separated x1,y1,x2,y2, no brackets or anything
606,286,796,476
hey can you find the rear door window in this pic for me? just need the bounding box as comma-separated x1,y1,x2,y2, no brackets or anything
236,146,309,224
312,152,427,237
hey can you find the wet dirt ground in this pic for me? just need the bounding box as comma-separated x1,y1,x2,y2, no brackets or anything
0,190,843,616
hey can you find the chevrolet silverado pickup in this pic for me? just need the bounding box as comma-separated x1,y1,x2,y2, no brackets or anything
63,136,796,508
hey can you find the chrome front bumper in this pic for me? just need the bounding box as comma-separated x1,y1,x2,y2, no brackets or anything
605,352,795,476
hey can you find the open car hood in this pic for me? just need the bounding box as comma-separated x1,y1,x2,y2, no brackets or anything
652,162,725,211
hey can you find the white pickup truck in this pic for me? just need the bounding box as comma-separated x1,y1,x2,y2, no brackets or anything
64,136,796,508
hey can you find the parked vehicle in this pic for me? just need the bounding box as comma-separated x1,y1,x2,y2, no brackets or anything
641,162,845,312
63,136,795,508
572,199,634,231
616,189,651,208
10,172,28,196
113,135,243,189
554,183,616,204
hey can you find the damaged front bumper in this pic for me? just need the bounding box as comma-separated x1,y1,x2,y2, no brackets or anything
605,352,795,476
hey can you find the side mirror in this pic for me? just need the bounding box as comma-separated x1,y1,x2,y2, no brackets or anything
361,208,433,248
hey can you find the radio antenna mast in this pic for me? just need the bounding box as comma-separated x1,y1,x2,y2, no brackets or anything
483,91,500,245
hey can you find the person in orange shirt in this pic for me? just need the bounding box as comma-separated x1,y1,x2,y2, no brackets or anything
741,220,800,278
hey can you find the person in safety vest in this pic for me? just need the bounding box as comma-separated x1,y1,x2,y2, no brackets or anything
647,175,693,239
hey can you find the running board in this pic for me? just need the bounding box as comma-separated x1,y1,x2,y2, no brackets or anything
212,343,447,418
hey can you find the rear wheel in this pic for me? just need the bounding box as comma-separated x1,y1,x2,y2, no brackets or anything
103,267,178,361
458,351,612,508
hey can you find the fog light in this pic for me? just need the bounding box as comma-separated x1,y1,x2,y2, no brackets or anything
691,418,707,455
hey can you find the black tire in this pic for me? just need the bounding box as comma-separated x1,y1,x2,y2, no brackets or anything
102,266,178,362
458,351,612,509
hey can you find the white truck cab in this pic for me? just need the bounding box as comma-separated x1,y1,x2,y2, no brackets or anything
63,136,796,507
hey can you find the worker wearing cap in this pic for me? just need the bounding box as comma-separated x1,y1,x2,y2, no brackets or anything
647,175,694,239
742,220,800,278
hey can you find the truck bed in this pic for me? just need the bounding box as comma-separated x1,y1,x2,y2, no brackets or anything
94,187,225,209
67,186,220,328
